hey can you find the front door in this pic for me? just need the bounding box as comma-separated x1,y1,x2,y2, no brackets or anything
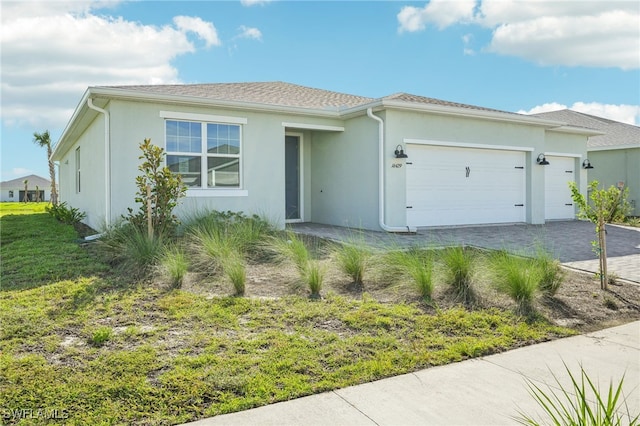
285,135,301,221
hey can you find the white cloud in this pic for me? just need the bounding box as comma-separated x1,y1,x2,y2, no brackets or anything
462,33,475,55
0,2,220,130
237,25,263,41
397,1,640,70
398,0,476,32
173,16,221,47
240,0,271,6
518,102,640,126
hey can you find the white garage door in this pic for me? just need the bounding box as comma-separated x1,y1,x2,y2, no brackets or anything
406,144,526,227
545,155,576,220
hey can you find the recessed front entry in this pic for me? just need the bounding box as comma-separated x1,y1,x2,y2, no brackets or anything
285,134,301,221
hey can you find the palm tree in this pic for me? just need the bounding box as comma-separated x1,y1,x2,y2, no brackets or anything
23,179,28,202
33,130,58,205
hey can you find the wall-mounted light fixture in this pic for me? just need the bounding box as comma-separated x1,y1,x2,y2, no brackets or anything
582,159,594,169
394,144,408,159
536,153,549,165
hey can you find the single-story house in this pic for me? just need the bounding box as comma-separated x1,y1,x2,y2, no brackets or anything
0,174,51,202
50,82,599,232
532,109,640,217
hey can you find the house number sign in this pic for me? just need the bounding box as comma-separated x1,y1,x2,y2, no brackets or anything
392,163,403,168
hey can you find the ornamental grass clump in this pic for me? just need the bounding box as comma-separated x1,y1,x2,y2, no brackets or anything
441,246,477,305
332,237,373,289
269,231,310,275
183,210,273,260
222,252,247,296
190,227,247,295
491,251,541,316
516,363,639,426
269,231,323,298
533,247,565,297
159,245,189,288
305,260,324,299
384,248,435,301
100,223,166,275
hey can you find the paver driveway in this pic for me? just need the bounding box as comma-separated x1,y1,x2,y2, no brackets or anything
291,221,640,283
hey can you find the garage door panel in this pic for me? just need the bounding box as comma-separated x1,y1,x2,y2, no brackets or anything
406,144,526,227
545,156,575,220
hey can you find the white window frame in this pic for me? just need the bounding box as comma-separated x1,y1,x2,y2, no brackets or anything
162,112,248,197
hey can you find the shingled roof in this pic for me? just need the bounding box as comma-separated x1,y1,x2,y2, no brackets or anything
101,81,520,116
104,82,374,110
381,92,509,114
531,109,640,149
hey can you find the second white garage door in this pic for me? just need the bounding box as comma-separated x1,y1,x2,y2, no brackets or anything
406,144,526,227
545,155,576,220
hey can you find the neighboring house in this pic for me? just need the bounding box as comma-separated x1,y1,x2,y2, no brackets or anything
0,174,51,202
532,109,640,217
51,82,598,232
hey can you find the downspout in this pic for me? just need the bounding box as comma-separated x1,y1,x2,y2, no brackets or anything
366,108,417,233
87,98,111,228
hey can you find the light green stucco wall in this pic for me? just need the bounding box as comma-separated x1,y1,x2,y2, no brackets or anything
588,148,640,216
62,98,345,230
310,115,379,229
57,113,107,230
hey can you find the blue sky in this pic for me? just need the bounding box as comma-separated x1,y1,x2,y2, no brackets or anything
1,0,639,181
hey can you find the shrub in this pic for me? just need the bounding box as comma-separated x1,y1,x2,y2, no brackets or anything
441,246,476,305
516,364,639,425
332,238,373,288
491,251,540,315
46,202,86,225
159,245,189,288
125,138,186,238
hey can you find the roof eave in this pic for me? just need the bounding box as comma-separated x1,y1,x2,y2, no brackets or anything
51,89,92,161
340,99,570,129
382,100,569,127
545,125,604,136
588,143,640,152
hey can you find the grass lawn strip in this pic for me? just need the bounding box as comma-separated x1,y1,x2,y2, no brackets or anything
0,204,581,425
1,281,573,424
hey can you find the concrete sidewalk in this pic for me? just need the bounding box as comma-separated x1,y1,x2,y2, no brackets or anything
185,321,639,426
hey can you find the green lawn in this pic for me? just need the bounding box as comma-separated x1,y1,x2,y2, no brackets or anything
0,202,49,217
0,205,575,425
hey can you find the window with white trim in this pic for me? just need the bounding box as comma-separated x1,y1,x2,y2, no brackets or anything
165,120,241,189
